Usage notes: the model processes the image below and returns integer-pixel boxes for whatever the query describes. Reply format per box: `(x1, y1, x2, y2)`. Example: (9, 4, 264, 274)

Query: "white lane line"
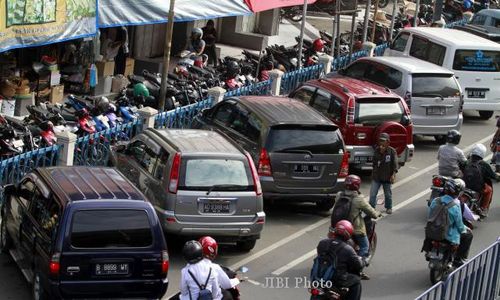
(247, 279, 262, 286)
(271, 249, 317, 276)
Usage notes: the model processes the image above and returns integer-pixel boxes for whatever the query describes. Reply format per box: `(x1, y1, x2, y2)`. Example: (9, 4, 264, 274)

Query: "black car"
(0, 167, 169, 300)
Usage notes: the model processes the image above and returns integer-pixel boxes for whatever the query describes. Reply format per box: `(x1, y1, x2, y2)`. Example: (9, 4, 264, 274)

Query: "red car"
(291, 76, 414, 170)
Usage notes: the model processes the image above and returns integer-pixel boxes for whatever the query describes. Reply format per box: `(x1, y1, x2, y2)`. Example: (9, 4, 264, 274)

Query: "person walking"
(490, 116, 500, 165)
(369, 133, 398, 214)
(202, 20, 218, 67)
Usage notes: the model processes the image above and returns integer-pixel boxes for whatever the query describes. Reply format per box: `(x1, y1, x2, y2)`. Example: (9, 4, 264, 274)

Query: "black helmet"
(227, 61, 240, 74)
(444, 179, 461, 196)
(446, 130, 461, 145)
(182, 240, 203, 264)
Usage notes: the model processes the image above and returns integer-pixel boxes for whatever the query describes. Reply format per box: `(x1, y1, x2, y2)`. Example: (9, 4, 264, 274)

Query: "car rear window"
(180, 159, 252, 191)
(266, 125, 343, 154)
(412, 74, 461, 98)
(453, 50, 500, 72)
(355, 99, 404, 125)
(71, 210, 153, 248)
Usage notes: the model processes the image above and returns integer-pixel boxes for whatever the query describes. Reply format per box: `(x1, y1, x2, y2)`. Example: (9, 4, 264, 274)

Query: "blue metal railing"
(0, 145, 60, 203)
(280, 64, 324, 95)
(224, 80, 272, 98)
(445, 18, 468, 29)
(155, 97, 214, 130)
(374, 43, 389, 57)
(332, 50, 369, 71)
(415, 237, 500, 300)
(73, 119, 142, 166)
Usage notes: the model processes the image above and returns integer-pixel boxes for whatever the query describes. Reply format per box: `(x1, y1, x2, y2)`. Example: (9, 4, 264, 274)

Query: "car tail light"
(257, 148, 272, 177)
(310, 288, 323, 295)
(257, 216, 265, 224)
(346, 99, 355, 124)
(166, 217, 176, 223)
(432, 177, 443, 187)
(339, 151, 349, 178)
(431, 241, 441, 248)
(245, 152, 262, 195)
(168, 153, 181, 193)
(49, 253, 61, 277)
(161, 250, 169, 275)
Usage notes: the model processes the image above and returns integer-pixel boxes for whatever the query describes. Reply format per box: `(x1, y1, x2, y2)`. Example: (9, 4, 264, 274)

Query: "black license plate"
(95, 263, 129, 276)
(203, 203, 230, 213)
(294, 164, 320, 173)
(426, 106, 445, 115)
(467, 89, 486, 98)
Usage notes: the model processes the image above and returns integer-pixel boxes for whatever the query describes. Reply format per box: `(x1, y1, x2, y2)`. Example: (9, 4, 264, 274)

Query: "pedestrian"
(202, 20, 218, 67)
(369, 133, 398, 214)
(490, 115, 500, 164)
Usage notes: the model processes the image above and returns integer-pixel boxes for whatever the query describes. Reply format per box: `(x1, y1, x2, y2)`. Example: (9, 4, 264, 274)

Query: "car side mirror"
(402, 115, 411, 126)
(115, 144, 127, 153)
(201, 108, 211, 118)
(1, 184, 17, 197)
(338, 68, 346, 75)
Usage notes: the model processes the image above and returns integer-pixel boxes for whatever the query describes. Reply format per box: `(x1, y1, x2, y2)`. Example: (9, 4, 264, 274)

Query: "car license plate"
(426, 106, 445, 115)
(467, 89, 486, 98)
(294, 164, 319, 173)
(355, 156, 372, 163)
(12, 139, 24, 148)
(203, 203, 230, 214)
(429, 251, 444, 260)
(95, 263, 129, 276)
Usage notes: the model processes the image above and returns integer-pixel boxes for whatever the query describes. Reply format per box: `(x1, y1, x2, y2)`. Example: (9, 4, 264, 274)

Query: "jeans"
(369, 180, 392, 209)
(352, 234, 369, 258)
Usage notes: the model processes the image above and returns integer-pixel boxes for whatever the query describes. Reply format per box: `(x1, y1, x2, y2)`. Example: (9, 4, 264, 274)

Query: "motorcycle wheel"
(430, 267, 446, 284)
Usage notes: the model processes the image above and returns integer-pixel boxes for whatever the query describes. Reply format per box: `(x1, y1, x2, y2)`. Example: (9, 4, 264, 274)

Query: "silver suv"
(337, 56, 463, 143)
(110, 129, 265, 251)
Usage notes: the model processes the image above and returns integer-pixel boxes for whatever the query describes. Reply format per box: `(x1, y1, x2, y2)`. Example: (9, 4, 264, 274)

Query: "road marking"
(247, 279, 262, 286)
(271, 249, 317, 276)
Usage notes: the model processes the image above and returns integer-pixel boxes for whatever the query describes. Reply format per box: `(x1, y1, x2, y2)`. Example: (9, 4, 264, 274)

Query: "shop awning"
(244, 0, 317, 12)
(98, 0, 253, 27)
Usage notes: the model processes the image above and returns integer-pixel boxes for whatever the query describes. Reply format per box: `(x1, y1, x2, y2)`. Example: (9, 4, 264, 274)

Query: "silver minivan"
(110, 129, 265, 251)
(337, 56, 463, 143)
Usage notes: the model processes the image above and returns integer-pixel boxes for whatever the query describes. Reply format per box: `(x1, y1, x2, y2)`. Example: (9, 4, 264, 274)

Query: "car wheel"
(434, 135, 447, 144)
(32, 272, 49, 300)
(316, 198, 334, 211)
(0, 215, 12, 253)
(478, 110, 494, 120)
(237, 239, 257, 252)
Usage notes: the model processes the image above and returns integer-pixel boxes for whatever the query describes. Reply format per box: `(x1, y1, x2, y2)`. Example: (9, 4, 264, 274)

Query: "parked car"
(335, 56, 463, 143)
(456, 9, 500, 42)
(192, 96, 348, 211)
(0, 167, 169, 300)
(109, 128, 265, 251)
(290, 76, 414, 170)
(385, 27, 500, 120)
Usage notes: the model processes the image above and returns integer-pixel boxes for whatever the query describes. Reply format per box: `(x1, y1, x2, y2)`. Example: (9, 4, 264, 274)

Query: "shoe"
(478, 208, 488, 219)
(386, 208, 393, 214)
(360, 272, 370, 280)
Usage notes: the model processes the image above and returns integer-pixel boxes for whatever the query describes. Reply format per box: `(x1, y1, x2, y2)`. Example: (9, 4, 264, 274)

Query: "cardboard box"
(96, 60, 115, 77)
(124, 58, 135, 76)
(50, 70, 61, 86)
(50, 85, 64, 104)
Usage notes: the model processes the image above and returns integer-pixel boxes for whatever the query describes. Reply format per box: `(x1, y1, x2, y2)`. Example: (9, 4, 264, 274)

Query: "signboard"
(0, 0, 97, 52)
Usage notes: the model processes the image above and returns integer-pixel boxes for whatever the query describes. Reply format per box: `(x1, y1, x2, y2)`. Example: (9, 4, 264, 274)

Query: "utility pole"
(297, 0, 309, 69)
(389, 0, 397, 41)
(433, 0, 444, 22)
(362, 0, 371, 42)
(371, 0, 380, 43)
(159, 0, 176, 112)
(413, 0, 420, 27)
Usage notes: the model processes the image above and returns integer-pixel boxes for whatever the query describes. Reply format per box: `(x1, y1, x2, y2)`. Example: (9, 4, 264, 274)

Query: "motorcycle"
(280, 6, 303, 22)
(427, 175, 453, 205)
(310, 286, 349, 300)
(426, 240, 458, 284)
(495, 138, 500, 173)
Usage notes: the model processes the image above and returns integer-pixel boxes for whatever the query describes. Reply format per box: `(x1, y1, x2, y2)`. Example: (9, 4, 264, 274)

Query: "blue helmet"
(463, 0, 473, 9)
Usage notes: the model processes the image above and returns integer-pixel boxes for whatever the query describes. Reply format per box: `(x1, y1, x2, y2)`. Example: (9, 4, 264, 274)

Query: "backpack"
(310, 239, 343, 283)
(463, 160, 484, 193)
(425, 198, 457, 241)
(331, 193, 353, 226)
(188, 268, 213, 300)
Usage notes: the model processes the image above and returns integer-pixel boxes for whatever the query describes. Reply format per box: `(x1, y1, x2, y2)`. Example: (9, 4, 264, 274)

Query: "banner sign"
(0, 0, 97, 52)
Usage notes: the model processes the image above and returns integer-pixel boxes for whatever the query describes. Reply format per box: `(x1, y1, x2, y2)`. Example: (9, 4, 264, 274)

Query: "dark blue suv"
(0, 167, 169, 299)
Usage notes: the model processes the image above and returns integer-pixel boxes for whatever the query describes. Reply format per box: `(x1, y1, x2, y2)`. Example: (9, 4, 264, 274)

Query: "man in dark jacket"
(369, 133, 398, 214)
(319, 220, 364, 300)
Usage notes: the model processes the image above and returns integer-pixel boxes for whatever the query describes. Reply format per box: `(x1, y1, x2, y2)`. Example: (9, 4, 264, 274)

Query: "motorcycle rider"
(450, 179, 474, 265)
(187, 28, 206, 56)
(490, 115, 500, 165)
(437, 130, 467, 178)
(463, 144, 500, 218)
(333, 175, 382, 279)
(177, 240, 222, 300)
(424, 179, 472, 267)
(320, 220, 364, 300)
(199, 236, 240, 300)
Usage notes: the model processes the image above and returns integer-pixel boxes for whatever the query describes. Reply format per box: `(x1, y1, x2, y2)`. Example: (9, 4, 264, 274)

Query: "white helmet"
(454, 178, 466, 192)
(471, 143, 487, 159)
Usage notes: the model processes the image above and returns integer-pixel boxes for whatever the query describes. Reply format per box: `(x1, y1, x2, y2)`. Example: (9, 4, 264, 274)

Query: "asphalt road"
(1, 111, 498, 300)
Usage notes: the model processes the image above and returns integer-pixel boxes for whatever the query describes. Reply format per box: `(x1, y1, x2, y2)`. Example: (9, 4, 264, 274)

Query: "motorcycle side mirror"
(239, 266, 249, 273)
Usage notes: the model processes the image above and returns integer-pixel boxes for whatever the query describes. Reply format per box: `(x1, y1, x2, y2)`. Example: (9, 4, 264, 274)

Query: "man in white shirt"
(179, 240, 222, 300)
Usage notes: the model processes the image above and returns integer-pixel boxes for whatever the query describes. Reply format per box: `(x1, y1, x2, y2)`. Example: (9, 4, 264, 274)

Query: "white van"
(385, 27, 500, 120)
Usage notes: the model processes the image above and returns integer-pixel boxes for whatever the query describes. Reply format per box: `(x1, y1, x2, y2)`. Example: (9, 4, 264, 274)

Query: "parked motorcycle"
(280, 6, 303, 22)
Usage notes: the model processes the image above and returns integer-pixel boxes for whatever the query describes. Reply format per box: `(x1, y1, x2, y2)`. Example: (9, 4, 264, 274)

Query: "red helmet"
(334, 220, 354, 241)
(313, 38, 325, 52)
(199, 236, 218, 260)
(345, 174, 361, 191)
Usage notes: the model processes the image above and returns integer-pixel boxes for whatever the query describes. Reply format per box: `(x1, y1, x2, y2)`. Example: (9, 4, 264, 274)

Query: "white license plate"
(467, 90, 486, 98)
(12, 139, 24, 148)
(95, 263, 129, 276)
(426, 107, 445, 115)
(203, 203, 230, 213)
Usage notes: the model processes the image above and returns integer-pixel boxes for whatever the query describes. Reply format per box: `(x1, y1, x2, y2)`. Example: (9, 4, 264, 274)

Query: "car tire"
(237, 239, 257, 252)
(316, 198, 334, 211)
(478, 110, 494, 120)
(0, 215, 12, 253)
(434, 135, 447, 144)
(32, 272, 49, 300)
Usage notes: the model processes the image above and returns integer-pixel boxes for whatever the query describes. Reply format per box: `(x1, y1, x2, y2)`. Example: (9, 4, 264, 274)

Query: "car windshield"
(266, 125, 343, 154)
(355, 99, 404, 125)
(180, 158, 252, 191)
(412, 74, 461, 98)
(453, 49, 500, 72)
(71, 210, 153, 248)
